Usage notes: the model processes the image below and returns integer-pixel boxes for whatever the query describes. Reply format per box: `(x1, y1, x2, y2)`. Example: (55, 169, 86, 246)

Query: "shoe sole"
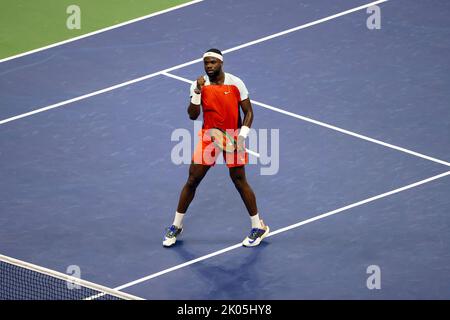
(163, 238, 176, 247)
(162, 228, 183, 247)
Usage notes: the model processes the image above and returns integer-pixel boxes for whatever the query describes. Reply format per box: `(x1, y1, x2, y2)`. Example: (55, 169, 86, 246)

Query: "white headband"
(202, 52, 223, 61)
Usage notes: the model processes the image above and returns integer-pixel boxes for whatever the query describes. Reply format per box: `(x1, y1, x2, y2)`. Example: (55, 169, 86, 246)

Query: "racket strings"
(209, 129, 236, 153)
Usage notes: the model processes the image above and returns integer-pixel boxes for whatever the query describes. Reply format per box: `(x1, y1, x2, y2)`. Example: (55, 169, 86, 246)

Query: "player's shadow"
(173, 240, 268, 299)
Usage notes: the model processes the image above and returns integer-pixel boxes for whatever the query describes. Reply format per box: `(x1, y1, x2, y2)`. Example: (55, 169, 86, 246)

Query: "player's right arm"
(187, 76, 205, 120)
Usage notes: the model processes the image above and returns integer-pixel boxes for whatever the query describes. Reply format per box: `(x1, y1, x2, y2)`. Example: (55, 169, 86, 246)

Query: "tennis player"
(163, 48, 269, 248)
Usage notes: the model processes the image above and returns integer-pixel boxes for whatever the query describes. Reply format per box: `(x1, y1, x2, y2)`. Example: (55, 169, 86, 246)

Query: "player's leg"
(229, 165, 258, 215)
(229, 165, 269, 247)
(177, 163, 211, 214)
(163, 163, 211, 247)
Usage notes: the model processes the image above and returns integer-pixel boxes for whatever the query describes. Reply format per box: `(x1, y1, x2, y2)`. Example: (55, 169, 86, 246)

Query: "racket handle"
(245, 148, 260, 158)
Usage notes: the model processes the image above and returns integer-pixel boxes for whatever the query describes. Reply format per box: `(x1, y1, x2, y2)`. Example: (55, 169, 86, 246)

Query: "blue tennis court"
(1, 0, 449, 300)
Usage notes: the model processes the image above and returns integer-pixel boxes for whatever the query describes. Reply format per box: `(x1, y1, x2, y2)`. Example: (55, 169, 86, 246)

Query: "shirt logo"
(224, 91, 231, 95)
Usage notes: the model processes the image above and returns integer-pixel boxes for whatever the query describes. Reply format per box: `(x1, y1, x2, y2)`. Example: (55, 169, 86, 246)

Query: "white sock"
(172, 211, 185, 228)
(250, 213, 263, 229)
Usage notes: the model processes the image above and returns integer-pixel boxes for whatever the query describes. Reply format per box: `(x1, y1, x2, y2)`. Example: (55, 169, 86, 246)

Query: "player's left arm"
(237, 98, 253, 152)
(239, 98, 253, 128)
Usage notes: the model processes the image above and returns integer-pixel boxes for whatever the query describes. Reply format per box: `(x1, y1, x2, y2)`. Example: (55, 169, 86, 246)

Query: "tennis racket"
(207, 127, 260, 158)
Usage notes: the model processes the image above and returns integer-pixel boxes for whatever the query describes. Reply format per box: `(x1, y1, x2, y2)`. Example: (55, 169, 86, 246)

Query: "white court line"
(0, 0, 388, 125)
(0, 70, 163, 125)
(0, 0, 204, 64)
(161, 72, 193, 84)
(250, 100, 450, 167)
(221, 0, 388, 55)
(162, 72, 450, 167)
(112, 170, 450, 292)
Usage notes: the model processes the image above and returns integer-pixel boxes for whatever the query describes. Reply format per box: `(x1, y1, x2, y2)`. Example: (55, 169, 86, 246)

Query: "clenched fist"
(196, 76, 206, 91)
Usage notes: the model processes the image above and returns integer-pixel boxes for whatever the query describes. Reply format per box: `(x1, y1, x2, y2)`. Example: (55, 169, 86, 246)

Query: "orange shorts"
(192, 129, 248, 168)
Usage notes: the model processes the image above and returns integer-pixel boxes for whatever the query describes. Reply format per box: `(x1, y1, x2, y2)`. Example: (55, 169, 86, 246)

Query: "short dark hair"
(205, 48, 222, 56)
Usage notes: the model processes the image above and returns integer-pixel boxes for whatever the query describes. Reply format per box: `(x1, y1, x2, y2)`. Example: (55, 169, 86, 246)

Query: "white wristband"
(239, 126, 250, 139)
(190, 92, 201, 105)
